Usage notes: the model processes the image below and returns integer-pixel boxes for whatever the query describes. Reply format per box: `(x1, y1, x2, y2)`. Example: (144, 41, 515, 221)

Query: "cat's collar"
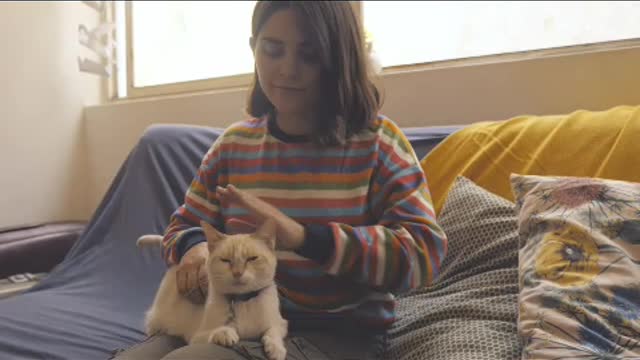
(224, 284, 271, 304)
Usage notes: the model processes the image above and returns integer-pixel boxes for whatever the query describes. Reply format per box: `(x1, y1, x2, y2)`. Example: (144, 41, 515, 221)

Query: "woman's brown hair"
(246, 1, 382, 146)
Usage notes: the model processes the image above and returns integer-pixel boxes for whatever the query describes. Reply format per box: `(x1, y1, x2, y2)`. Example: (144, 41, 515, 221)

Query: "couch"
(0, 105, 637, 359)
(389, 105, 640, 359)
(0, 222, 86, 279)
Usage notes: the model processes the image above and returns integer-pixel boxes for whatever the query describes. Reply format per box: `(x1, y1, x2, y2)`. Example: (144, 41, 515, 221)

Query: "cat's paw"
(208, 326, 239, 347)
(262, 335, 287, 360)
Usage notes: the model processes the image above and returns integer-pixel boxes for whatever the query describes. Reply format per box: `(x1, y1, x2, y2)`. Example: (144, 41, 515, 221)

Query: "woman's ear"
(249, 37, 256, 53)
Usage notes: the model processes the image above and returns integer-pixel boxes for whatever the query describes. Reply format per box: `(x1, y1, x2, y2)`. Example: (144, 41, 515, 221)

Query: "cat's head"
(200, 220, 277, 295)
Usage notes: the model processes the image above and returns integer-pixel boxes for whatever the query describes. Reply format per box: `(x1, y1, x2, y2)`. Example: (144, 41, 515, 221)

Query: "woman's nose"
(279, 52, 300, 79)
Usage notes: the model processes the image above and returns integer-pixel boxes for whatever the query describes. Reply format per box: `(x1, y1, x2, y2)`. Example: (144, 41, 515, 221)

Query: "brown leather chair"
(0, 222, 86, 278)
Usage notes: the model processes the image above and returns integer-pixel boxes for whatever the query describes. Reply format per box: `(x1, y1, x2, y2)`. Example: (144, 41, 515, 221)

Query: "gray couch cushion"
(386, 176, 521, 360)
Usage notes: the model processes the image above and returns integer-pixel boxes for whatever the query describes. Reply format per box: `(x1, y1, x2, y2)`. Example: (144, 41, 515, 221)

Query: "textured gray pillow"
(386, 176, 522, 360)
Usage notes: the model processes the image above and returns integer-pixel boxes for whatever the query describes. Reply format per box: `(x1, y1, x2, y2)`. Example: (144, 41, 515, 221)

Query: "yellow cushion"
(421, 105, 640, 215)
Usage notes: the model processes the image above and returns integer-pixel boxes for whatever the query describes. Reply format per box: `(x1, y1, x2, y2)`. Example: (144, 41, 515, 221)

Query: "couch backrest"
(421, 105, 640, 215)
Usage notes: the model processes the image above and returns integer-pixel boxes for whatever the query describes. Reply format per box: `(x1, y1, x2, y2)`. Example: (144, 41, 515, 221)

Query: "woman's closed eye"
(260, 38, 319, 64)
(246, 256, 259, 262)
(220, 258, 231, 264)
(260, 39, 284, 58)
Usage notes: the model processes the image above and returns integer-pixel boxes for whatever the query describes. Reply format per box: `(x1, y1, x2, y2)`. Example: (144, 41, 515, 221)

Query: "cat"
(142, 219, 288, 360)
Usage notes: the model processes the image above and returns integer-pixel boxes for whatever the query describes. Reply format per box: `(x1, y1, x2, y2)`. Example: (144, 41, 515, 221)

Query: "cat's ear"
(254, 219, 276, 250)
(201, 221, 225, 252)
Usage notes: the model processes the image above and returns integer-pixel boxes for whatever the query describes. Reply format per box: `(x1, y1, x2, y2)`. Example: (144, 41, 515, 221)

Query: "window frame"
(116, 1, 640, 100)
(120, 1, 361, 99)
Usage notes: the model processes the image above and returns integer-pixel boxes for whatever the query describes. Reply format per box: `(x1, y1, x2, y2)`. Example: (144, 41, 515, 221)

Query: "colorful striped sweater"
(162, 115, 447, 329)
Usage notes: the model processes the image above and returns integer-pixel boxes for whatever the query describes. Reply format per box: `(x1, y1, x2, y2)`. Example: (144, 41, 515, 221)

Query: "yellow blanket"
(421, 105, 640, 215)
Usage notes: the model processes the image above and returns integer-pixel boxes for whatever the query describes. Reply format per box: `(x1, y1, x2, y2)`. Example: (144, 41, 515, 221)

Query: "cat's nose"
(232, 270, 243, 278)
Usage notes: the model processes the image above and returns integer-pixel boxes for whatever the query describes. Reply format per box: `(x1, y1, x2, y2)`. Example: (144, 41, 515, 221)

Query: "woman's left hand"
(216, 184, 305, 251)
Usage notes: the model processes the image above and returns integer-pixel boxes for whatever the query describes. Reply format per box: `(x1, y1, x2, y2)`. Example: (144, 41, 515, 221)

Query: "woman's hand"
(216, 184, 305, 251)
(176, 242, 209, 304)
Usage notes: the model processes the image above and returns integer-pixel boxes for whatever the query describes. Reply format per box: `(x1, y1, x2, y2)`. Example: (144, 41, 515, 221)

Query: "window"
(117, 1, 640, 99)
(363, 1, 640, 68)
(118, 1, 256, 98)
(131, 1, 255, 87)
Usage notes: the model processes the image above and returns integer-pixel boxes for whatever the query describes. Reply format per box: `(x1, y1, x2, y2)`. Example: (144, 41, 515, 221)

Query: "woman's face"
(252, 9, 323, 117)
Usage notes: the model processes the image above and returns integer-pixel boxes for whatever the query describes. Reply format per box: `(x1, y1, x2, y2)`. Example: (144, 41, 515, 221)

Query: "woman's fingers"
(217, 185, 305, 249)
(197, 263, 209, 298)
(185, 266, 196, 296)
(217, 185, 269, 220)
(176, 243, 209, 303)
(215, 186, 229, 204)
(184, 264, 207, 304)
(176, 268, 187, 295)
(176, 263, 201, 297)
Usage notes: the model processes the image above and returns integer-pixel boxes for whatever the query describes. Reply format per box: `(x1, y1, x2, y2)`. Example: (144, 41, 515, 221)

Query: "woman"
(113, 1, 447, 359)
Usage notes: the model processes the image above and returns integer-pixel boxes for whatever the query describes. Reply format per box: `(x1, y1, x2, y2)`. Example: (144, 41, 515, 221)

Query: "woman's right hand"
(176, 242, 209, 304)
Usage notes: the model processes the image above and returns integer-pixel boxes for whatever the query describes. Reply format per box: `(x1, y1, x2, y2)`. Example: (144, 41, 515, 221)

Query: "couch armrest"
(0, 272, 47, 299)
(0, 222, 86, 278)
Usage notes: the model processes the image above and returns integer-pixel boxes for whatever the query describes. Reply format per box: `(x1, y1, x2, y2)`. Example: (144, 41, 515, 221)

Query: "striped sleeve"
(161, 138, 223, 266)
(322, 121, 448, 295)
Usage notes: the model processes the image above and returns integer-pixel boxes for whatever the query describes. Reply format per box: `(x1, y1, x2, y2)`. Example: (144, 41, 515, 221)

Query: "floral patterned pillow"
(511, 174, 640, 359)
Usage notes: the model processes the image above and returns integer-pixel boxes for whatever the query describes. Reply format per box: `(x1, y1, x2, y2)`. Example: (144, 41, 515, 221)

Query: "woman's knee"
(161, 342, 251, 360)
(109, 335, 185, 360)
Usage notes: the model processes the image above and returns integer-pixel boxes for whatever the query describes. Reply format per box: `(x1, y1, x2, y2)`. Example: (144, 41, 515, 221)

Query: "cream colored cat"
(142, 220, 288, 360)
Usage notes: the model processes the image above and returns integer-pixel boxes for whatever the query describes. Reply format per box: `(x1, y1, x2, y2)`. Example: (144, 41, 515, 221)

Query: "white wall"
(0, 2, 104, 228)
(84, 45, 640, 216)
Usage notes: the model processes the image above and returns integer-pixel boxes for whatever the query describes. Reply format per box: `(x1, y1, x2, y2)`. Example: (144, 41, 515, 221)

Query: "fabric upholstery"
(421, 105, 640, 215)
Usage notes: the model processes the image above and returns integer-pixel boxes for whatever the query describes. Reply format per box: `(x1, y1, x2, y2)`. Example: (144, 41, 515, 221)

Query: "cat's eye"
(220, 258, 231, 263)
(246, 256, 258, 262)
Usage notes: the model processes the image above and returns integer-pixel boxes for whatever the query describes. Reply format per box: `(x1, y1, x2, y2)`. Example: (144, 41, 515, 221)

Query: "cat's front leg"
(262, 320, 287, 360)
(208, 326, 239, 347)
(144, 310, 162, 337)
(189, 331, 208, 345)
